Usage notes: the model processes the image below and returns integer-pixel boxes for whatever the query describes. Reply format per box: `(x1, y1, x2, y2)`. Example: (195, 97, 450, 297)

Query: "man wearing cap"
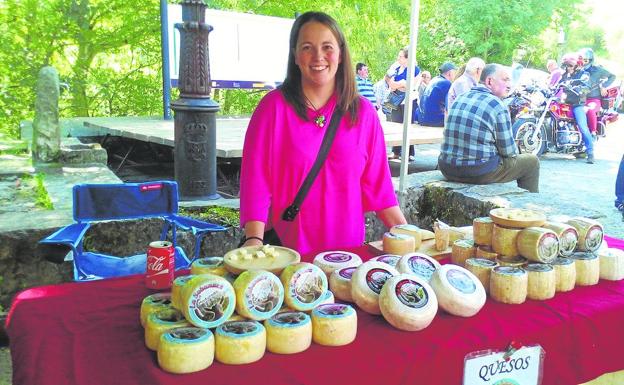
(447, 57, 485, 108)
(417, 61, 456, 127)
(438, 63, 540, 193)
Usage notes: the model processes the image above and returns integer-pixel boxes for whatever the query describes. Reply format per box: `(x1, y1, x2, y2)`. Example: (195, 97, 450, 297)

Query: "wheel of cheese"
(495, 255, 528, 268)
(571, 252, 600, 286)
(389, 224, 422, 251)
(215, 320, 266, 365)
(140, 292, 172, 327)
(224, 273, 238, 284)
(473, 217, 494, 246)
(191, 256, 227, 276)
(311, 303, 357, 346)
(542, 222, 578, 256)
(491, 224, 521, 257)
(232, 270, 284, 321)
(464, 258, 498, 293)
(551, 257, 576, 292)
(451, 239, 476, 266)
(598, 248, 624, 281)
(371, 254, 401, 268)
(396, 252, 441, 282)
(524, 263, 556, 300)
(489, 267, 528, 304)
(171, 275, 194, 310)
(429, 265, 486, 317)
(157, 327, 214, 373)
(319, 290, 335, 306)
(329, 266, 357, 302)
(517, 227, 559, 263)
(180, 274, 236, 329)
(351, 261, 399, 314)
(145, 308, 191, 351)
(313, 251, 362, 277)
(566, 217, 604, 252)
(280, 262, 328, 311)
(379, 274, 438, 331)
(476, 245, 498, 260)
(382, 232, 415, 255)
(264, 311, 312, 354)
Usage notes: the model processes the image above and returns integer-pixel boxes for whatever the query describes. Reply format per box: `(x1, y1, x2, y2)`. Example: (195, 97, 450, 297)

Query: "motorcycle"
(513, 82, 589, 156)
(591, 82, 621, 137)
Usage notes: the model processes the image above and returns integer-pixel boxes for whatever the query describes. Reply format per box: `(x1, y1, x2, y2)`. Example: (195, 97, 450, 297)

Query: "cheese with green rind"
(145, 308, 191, 351)
(215, 320, 266, 365)
(264, 311, 312, 354)
(191, 257, 227, 276)
(280, 262, 328, 311)
(157, 327, 214, 373)
(140, 292, 172, 327)
(171, 275, 194, 310)
(180, 274, 236, 329)
(351, 261, 399, 315)
(233, 270, 284, 320)
(311, 304, 357, 346)
(379, 274, 438, 331)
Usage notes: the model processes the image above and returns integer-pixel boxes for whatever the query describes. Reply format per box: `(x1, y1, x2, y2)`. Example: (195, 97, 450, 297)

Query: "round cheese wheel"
(180, 274, 236, 329)
(280, 262, 328, 311)
(451, 239, 476, 266)
(524, 263, 556, 300)
(140, 292, 172, 327)
(145, 308, 190, 351)
(319, 290, 335, 306)
(476, 245, 498, 260)
(329, 266, 356, 302)
(551, 257, 576, 292)
(473, 217, 494, 246)
(313, 251, 362, 277)
(491, 224, 521, 257)
(495, 255, 528, 268)
(379, 274, 438, 331)
(371, 254, 401, 267)
(598, 248, 624, 281)
(542, 222, 578, 256)
(429, 265, 486, 317)
(382, 232, 415, 255)
(566, 218, 604, 252)
(157, 327, 214, 374)
(171, 275, 194, 310)
(351, 261, 399, 314)
(224, 273, 238, 284)
(396, 252, 441, 282)
(311, 303, 357, 346)
(489, 267, 528, 304)
(191, 256, 227, 276)
(517, 227, 559, 263)
(233, 270, 284, 320)
(264, 311, 312, 354)
(389, 224, 423, 251)
(464, 258, 498, 293)
(215, 320, 266, 365)
(571, 252, 599, 286)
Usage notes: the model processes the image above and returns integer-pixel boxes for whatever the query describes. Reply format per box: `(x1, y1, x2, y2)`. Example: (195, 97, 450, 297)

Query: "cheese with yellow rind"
(517, 227, 559, 263)
(171, 275, 194, 310)
(311, 304, 357, 346)
(382, 232, 415, 256)
(451, 239, 476, 266)
(140, 292, 172, 327)
(215, 320, 266, 365)
(490, 266, 528, 304)
(566, 217, 604, 252)
(571, 252, 600, 286)
(233, 270, 284, 320)
(145, 308, 191, 351)
(465, 258, 498, 293)
(280, 263, 328, 311)
(542, 222, 578, 256)
(524, 263, 556, 300)
(157, 327, 214, 374)
(496, 255, 528, 268)
(396, 252, 441, 282)
(264, 311, 312, 354)
(473, 217, 494, 246)
(351, 261, 399, 314)
(313, 251, 362, 277)
(429, 264, 486, 317)
(551, 257, 576, 292)
(379, 274, 438, 331)
(191, 257, 227, 276)
(598, 248, 624, 281)
(389, 224, 422, 251)
(319, 290, 334, 306)
(492, 224, 521, 257)
(329, 266, 356, 302)
(475, 245, 498, 260)
(180, 274, 236, 329)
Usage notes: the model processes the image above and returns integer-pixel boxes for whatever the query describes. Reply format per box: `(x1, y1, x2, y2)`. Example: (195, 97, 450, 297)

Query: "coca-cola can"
(146, 241, 174, 289)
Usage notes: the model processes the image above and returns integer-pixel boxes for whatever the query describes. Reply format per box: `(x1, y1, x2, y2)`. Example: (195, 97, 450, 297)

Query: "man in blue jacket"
(418, 61, 456, 127)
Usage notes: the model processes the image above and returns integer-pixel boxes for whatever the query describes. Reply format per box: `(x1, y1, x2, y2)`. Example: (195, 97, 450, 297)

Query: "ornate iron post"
(171, 0, 220, 200)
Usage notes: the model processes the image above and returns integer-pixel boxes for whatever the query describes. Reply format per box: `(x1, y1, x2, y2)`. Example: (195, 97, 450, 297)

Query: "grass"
(14, 173, 54, 210)
(179, 206, 240, 227)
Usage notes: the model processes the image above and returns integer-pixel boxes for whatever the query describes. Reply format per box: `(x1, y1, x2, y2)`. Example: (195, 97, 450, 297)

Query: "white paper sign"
(463, 345, 544, 385)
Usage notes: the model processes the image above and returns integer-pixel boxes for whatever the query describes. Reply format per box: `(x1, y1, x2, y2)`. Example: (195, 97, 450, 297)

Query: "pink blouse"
(240, 90, 398, 256)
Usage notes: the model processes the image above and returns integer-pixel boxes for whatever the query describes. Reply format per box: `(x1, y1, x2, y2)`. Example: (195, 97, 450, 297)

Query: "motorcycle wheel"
(513, 118, 547, 156)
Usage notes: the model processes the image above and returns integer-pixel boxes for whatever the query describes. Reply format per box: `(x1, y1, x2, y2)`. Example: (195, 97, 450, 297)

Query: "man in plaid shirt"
(438, 63, 540, 192)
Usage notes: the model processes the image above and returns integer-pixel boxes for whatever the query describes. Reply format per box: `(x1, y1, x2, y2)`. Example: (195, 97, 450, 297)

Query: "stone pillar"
(171, 0, 220, 200)
(32, 66, 61, 162)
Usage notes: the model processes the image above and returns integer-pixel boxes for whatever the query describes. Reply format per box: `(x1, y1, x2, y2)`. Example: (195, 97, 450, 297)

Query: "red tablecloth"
(7, 236, 624, 385)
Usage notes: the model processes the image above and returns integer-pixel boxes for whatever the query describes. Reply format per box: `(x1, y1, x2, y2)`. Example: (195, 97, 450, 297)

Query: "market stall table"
(6, 237, 624, 385)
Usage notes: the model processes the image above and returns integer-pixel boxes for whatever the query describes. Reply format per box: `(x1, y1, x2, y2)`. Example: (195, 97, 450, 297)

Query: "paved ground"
(0, 347, 10, 385)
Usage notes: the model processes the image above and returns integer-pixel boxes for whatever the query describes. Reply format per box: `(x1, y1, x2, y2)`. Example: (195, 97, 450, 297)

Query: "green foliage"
(180, 206, 240, 228)
(18, 173, 54, 210)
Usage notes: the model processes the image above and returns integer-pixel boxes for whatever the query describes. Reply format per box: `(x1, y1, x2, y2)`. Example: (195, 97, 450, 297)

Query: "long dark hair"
(280, 11, 359, 125)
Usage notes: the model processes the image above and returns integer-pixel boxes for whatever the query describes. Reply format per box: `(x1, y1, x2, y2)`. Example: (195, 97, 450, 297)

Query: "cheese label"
(270, 311, 309, 326)
(195, 256, 224, 268)
(219, 320, 263, 338)
(584, 227, 603, 250)
(407, 255, 437, 281)
(446, 269, 477, 294)
(365, 268, 394, 294)
(164, 327, 211, 344)
(395, 278, 429, 308)
(315, 303, 352, 317)
(244, 275, 282, 314)
(290, 268, 324, 304)
(376, 255, 401, 267)
(323, 252, 354, 263)
(524, 263, 553, 272)
(538, 233, 559, 260)
(338, 266, 356, 279)
(146, 292, 172, 306)
(558, 229, 578, 255)
(189, 283, 231, 323)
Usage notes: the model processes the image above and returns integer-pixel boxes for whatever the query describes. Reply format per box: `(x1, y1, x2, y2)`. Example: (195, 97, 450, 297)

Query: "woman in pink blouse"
(239, 11, 407, 256)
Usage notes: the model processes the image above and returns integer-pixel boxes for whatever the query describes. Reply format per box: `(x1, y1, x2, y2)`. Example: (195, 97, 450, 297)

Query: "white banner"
(463, 345, 544, 385)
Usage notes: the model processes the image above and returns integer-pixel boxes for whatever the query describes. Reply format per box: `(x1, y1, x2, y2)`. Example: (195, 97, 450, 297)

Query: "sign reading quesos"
(463, 345, 544, 385)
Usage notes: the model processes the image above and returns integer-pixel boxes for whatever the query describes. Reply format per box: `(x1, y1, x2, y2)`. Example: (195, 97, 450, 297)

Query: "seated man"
(437, 63, 540, 193)
(417, 61, 456, 127)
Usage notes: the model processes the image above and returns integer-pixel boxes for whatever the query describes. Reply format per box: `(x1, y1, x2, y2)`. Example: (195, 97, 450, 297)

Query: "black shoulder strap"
(282, 109, 344, 222)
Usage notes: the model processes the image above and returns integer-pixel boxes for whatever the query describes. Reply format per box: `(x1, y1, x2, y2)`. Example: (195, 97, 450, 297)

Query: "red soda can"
(146, 241, 175, 289)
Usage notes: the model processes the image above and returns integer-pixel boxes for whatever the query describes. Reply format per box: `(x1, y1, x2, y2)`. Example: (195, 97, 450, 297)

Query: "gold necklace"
(304, 95, 326, 128)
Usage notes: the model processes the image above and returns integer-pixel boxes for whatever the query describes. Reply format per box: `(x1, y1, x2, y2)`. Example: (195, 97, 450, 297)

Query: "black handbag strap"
(282, 109, 344, 221)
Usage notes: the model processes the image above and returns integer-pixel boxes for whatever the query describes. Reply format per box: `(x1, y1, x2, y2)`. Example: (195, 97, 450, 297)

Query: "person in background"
(418, 61, 456, 127)
(546, 59, 563, 87)
(579, 48, 616, 138)
(356, 62, 377, 109)
(616, 154, 624, 219)
(438, 64, 540, 192)
(239, 11, 407, 255)
(413, 70, 431, 123)
(373, 78, 389, 112)
(447, 57, 485, 108)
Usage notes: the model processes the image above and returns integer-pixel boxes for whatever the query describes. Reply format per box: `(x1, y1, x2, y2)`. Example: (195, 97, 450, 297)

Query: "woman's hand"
(242, 237, 263, 247)
(241, 220, 266, 247)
